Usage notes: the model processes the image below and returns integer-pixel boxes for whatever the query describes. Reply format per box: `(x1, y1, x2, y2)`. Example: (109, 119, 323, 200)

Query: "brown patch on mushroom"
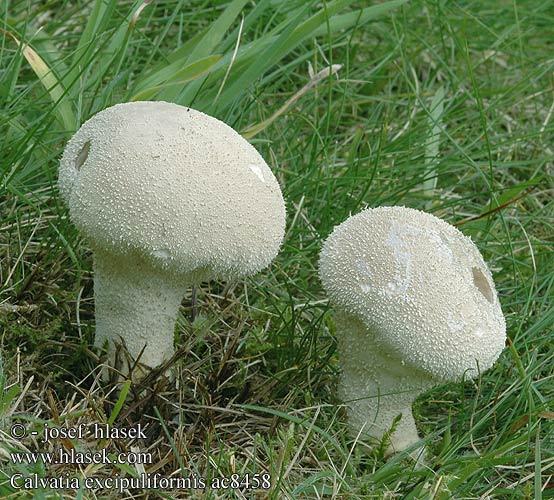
(472, 266, 494, 303)
(74, 140, 90, 171)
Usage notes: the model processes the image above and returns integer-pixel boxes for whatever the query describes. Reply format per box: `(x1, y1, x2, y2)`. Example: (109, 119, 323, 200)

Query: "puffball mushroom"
(319, 206, 506, 454)
(59, 101, 285, 379)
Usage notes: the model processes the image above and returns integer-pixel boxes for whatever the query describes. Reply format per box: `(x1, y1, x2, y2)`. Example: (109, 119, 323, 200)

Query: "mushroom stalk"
(336, 312, 434, 454)
(93, 252, 186, 375)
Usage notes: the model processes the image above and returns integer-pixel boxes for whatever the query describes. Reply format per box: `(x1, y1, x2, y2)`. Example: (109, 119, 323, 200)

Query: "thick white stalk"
(93, 251, 187, 378)
(336, 312, 435, 454)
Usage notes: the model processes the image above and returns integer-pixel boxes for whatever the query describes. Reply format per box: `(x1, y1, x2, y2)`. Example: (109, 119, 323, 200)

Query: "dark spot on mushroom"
(472, 266, 493, 303)
(75, 140, 91, 171)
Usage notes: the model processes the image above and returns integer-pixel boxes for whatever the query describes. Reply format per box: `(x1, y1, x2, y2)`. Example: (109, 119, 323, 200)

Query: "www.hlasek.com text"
(10, 447, 151, 465)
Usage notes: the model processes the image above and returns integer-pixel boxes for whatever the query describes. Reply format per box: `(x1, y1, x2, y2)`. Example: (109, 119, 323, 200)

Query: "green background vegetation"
(1, 0, 553, 498)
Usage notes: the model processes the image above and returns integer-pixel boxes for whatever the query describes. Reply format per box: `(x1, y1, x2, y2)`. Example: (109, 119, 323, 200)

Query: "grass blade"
(423, 86, 445, 208)
(206, 0, 406, 112)
(242, 64, 342, 138)
(2, 30, 75, 131)
(130, 55, 222, 101)
(237, 403, 348, 462)
(183, 0, 250, 66)
(70, 0, 117, 71)
(312, 0, 409, 37)
(107, 380, 131, 425)
(535, 421, 542, 500)
(132, 29, 208, 90)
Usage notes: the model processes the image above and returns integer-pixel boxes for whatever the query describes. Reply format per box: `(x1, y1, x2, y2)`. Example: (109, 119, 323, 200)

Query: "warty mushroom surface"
(319, 206, 506, 454)
(59, 101, 286, 379)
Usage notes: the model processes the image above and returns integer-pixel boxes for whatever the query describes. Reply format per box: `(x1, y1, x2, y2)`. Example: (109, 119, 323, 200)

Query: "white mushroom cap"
(319, 206, 506, 382)
(59, 101, 286, 282)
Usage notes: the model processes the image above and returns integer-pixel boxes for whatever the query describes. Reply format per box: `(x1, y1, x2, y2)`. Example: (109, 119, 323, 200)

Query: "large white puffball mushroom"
(319, 206, 506, 454)
(59, 101, 286, 378)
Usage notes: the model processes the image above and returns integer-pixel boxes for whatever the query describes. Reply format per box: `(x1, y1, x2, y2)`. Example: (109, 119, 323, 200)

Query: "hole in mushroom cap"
(75, 141, 91, 171)
(472, 266, 494, 303)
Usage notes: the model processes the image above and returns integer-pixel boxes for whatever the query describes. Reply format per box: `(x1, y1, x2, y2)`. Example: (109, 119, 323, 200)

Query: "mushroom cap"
(59, 101, 286, 282)
(319, 206, 506, 381)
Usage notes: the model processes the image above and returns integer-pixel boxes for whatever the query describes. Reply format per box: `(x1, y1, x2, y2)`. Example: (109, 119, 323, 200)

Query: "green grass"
(1, 0, 553, 498)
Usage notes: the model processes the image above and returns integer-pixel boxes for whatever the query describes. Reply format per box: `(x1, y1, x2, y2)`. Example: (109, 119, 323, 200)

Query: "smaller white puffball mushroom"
(319, 206, 506, 455)
(59, 101, 286, 380)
